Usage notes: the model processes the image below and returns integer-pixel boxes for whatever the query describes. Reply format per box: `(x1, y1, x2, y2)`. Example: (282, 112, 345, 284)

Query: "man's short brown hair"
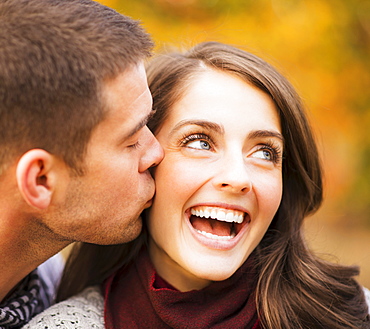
(0, 0, 153, 174)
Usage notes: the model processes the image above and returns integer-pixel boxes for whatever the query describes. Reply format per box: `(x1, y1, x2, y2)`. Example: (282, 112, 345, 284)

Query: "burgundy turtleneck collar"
(104, 248, 260, 329)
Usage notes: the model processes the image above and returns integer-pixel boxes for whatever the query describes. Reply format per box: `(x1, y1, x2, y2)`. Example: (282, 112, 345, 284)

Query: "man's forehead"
(99, 62, 152, 132)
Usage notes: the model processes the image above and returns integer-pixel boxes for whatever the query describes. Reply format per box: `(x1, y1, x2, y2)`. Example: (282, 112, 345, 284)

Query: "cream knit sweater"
(23, 286, 104, 328)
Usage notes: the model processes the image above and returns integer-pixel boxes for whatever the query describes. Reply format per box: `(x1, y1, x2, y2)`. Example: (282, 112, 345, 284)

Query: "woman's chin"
(186, 260, 243, 283)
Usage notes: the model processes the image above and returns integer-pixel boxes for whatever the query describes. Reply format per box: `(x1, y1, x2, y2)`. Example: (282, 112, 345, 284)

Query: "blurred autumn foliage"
(99, 0, 370, 283)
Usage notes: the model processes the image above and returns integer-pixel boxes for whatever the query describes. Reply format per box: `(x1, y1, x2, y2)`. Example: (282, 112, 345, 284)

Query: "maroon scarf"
(104, 248, 260, 329)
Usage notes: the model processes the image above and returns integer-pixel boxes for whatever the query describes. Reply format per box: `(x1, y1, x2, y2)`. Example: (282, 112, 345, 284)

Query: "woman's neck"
(148, 237, 211, 292)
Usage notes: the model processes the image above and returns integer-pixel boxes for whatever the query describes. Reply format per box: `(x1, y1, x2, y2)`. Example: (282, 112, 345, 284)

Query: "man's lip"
(144, 176, 156, 208)
(144, 195, 154, 208)
(144, 198, 153, 208)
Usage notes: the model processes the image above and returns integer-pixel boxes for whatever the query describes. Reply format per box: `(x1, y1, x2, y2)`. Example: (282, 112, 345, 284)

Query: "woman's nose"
(212, 153, 252, 194)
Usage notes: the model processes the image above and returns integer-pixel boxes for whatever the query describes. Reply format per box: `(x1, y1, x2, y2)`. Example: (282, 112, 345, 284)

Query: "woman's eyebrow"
(169, 120, 284, 144)
(170, 119, 224, 135)
(248, 130, 284, 144)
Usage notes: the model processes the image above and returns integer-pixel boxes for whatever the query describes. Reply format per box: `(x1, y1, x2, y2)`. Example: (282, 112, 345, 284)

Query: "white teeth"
(226, 212, 234, 221)
(190, 206, 245, 224)
(218, 211, 225, 220)
(196, 229, 236, 240)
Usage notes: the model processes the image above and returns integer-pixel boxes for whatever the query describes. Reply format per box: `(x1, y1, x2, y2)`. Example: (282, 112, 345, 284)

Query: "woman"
(24, 42, 370, 329)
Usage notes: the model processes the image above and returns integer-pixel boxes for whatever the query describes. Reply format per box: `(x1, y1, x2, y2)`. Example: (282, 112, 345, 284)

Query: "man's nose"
(139, 127, 164, 172)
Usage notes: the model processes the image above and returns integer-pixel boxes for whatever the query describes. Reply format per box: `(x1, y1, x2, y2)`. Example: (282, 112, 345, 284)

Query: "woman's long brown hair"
(58, 42, 369, 328)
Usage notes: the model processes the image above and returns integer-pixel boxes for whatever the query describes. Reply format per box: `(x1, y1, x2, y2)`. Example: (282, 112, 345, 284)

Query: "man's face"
(48, 63, 163, 244)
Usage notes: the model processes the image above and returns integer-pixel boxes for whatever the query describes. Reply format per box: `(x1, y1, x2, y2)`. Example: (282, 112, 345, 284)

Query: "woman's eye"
(181, 133, 213, 150)
(252, 149, 273, 161)
(186, 140, 211, 150)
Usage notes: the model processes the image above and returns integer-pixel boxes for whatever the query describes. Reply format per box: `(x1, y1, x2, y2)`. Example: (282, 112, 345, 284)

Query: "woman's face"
(147, 69, 283, 292)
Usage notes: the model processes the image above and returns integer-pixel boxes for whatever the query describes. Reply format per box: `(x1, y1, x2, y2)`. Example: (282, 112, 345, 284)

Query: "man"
(0, 0, 163, 326)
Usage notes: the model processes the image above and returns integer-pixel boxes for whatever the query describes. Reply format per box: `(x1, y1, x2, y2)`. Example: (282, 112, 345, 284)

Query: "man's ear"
(16, 149, 57, 209)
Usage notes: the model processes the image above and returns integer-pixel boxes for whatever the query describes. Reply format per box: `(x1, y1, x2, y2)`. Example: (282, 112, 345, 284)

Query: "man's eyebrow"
(124, 111, 155, 140)
(170, 119, 224, 136)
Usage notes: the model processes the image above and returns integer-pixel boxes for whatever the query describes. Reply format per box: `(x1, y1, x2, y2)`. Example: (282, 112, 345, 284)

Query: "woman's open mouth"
(188, 205, 250, 242)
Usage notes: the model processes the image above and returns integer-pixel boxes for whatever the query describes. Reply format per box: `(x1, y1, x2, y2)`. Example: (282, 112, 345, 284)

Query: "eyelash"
(180, 133, 212, 148)
(128, 141, 141, 149)
(255, 141, 282, 164)
(179, 133, 282, 163)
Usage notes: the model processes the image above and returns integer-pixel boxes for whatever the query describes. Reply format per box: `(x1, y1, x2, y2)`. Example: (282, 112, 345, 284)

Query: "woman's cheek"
(157, 155, 211, 193)
(256, 174, 283, 216)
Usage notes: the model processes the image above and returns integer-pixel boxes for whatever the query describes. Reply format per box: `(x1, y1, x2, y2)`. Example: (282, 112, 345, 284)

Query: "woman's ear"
(16, 149, 56, 209)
